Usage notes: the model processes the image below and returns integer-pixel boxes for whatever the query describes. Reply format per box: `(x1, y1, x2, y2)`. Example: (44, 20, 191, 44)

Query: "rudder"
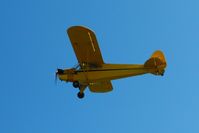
(144, 50, 167, 75)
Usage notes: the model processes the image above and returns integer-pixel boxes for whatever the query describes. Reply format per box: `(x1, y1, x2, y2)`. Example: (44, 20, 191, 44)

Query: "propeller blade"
(55, 70, 58, 85)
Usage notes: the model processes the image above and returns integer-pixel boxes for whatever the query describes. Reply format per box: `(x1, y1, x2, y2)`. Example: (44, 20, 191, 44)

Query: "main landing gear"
(72, 81, 86, 99)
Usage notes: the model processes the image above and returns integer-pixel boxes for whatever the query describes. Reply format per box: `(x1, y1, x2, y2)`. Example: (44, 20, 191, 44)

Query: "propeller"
(55, 70, 58, 84)
(55, 69, 64, 84)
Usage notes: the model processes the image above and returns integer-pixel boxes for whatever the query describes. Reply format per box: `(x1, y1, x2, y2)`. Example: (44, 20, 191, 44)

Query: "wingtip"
(67, 25, 94, 34)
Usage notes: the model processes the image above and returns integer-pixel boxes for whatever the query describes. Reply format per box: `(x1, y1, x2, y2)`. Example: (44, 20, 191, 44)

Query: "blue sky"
(0, 0, 199, 133)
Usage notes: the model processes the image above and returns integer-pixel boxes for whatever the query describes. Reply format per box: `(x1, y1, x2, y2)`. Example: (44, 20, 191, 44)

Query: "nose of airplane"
(57, 69, 64, 74)
(55, 69, 65, 83)
(55, 69, 70, 81)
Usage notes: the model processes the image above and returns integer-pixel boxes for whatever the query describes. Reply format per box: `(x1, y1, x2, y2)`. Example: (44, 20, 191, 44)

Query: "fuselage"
(58, 63, 162, 85)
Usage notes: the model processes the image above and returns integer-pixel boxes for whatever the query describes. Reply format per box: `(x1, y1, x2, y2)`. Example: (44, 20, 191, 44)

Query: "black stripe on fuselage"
(76, 67, 151, 73)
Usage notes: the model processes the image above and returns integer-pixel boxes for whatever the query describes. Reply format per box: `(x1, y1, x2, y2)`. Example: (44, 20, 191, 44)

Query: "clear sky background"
(0, 0, 199, 133)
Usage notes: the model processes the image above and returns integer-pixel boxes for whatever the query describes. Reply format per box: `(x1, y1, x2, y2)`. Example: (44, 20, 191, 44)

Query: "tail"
(144, 50, 167, 76)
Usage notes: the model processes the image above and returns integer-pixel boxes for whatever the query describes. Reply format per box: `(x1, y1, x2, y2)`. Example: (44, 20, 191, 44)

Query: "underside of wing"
(67, 26, 104, 67)
(89, 81, 113, 93)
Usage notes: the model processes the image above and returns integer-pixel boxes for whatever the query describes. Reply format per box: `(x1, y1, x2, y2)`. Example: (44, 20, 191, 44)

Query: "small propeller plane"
(56, 26, 167, 99)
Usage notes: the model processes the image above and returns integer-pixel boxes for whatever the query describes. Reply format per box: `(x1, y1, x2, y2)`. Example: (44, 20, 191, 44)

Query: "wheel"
(73, 81, 79, 88)
(77, 92, 84, 99)
(161, 70, 165, 76)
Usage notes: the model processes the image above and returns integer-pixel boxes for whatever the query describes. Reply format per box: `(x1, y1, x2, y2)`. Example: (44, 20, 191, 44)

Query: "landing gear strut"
(77, 85, 87, 99)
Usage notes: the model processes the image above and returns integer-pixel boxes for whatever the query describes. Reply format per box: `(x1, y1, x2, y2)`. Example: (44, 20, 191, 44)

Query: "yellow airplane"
(56, 26, 167, 99)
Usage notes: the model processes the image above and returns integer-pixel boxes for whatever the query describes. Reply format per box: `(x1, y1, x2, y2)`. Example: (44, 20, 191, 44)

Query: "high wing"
(67, 26, 104, 67)
(89, 81, 113, 93)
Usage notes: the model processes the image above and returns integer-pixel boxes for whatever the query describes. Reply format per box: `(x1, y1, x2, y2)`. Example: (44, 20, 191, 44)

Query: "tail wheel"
(73, 81, 80, 88)
(160, 69, 165, 76)
(77, 92, 84, 99)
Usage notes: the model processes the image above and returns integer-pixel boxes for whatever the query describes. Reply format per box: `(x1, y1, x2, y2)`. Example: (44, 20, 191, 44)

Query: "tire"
(77, 92, 84, 99)
(73, 81, 79, 88)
